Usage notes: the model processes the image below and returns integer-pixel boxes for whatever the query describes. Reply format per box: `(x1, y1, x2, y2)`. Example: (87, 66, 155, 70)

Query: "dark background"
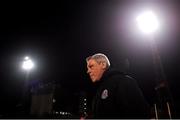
(0, 0, 180, 118)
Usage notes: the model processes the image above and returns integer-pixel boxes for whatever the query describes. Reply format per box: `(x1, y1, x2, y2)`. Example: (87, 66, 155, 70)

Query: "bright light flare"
(22, 56, 34, 70)
(136, 11, 159, 34)
(24, 56, 29, 60)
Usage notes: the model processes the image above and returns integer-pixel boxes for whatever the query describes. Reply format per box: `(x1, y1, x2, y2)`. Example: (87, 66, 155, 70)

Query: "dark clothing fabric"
(92, 68, 150, 119)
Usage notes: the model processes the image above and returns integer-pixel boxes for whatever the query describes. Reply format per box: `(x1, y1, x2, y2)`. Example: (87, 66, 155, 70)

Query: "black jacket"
(92, 68, 150, 119)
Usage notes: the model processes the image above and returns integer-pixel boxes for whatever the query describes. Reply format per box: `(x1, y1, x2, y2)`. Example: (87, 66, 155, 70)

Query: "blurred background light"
(22, 56, 34, 71)
(136, 10, 159, 35)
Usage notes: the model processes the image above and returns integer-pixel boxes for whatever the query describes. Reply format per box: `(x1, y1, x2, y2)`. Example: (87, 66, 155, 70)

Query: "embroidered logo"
(101, 89, 108, 99)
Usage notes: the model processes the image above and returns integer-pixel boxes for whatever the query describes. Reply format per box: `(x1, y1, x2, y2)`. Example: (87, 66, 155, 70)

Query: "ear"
(101, 62, 107, 69)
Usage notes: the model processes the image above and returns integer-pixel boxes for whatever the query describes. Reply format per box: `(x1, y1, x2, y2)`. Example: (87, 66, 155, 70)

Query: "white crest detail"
(101, 89, 108, 99)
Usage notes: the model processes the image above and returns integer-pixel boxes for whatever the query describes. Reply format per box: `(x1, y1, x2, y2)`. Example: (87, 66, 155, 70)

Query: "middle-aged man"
(86, 53, 150, 119)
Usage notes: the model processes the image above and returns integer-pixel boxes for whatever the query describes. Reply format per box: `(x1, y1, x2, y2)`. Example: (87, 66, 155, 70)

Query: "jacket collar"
(98, 67, 125, 84)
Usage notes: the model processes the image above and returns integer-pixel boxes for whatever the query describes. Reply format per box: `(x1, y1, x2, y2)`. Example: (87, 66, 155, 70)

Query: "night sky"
(0, 0, 180, 118)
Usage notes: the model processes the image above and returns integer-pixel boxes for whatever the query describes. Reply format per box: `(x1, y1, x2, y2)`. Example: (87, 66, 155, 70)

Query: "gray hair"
(86, 53, 111, 69)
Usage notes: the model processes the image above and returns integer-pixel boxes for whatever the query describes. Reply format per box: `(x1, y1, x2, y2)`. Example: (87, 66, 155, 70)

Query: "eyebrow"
(88, 64, 93, 67)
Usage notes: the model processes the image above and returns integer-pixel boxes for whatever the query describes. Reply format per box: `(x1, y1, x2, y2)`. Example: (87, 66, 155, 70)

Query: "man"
(86, 53, 150, 118)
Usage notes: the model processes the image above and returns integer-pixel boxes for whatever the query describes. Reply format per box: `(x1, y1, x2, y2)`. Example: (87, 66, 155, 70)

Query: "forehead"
(87, 59, 98, 65)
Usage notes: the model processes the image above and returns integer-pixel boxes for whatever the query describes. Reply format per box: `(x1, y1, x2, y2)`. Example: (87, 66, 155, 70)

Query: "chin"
(91, 79, 97, 83)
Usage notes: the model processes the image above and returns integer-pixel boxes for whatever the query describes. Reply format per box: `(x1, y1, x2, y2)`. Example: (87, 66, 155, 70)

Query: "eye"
(89, 65, 93, 68)
(88, 64, 94, 69)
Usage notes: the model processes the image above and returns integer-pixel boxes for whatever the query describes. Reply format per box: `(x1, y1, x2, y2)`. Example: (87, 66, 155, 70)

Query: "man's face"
(87, 59, 106, 83)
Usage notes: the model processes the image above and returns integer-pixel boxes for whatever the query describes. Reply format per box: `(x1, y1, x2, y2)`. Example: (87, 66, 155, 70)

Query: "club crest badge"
(101, 89, 108, 99)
